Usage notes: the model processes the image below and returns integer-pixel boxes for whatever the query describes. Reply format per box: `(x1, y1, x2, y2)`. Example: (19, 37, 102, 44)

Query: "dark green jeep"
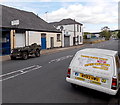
(10, 43, 41, 60)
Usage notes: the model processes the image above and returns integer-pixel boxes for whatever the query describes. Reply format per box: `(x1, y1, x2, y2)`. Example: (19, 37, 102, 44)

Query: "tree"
(83, 32, 91, 39)
(117, 30, 120, 39)
(100, 26, 111, 40)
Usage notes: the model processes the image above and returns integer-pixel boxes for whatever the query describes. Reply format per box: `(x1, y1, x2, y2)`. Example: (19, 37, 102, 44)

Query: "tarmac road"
(2, 39, 120, 104)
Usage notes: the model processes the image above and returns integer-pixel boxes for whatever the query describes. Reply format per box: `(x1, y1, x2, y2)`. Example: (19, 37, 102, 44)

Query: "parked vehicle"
(66, 48, 120, 95)
(10, 43, 41, 60)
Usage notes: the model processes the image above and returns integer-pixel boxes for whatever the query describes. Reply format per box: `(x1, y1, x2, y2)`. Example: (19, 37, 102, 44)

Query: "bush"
(117, 30, 120, 39)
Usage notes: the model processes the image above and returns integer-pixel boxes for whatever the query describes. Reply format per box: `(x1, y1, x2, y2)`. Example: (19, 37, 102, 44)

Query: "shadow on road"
(70, 85, 120, 104)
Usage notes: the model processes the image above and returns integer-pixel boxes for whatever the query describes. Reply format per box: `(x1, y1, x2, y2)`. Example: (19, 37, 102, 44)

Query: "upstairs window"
(77, 24, 79, 32)
(80, 26, 81, 32)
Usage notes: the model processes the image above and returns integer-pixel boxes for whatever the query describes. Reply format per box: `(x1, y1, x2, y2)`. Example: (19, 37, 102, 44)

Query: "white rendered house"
(50, 18, 83, 47)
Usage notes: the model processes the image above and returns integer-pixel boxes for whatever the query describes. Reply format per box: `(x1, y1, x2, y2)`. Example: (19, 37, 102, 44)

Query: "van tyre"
(71, 83, 78, 88)
(22, 52, 28, 60)
(35, 50, 40, 57)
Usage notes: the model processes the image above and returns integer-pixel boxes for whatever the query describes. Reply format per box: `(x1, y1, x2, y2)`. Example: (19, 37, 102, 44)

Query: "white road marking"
(0, 65, 36, 77)
(0, 65, 42, 81)
(49, 55, 73, 64)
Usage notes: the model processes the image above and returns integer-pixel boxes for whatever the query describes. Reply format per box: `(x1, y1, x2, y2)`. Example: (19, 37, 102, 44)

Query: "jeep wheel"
(35, 50, 40, 57)
(22, 52, 28, 60)
(11, 56, 16, 60)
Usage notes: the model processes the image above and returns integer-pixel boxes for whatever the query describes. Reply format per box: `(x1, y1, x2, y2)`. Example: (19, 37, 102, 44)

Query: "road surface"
(2, 39, 120, 104)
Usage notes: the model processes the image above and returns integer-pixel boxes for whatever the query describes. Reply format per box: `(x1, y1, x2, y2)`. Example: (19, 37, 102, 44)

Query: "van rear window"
(77, 54, 113, 71)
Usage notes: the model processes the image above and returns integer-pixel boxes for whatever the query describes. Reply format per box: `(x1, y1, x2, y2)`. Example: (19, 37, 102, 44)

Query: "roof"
(0, 5, 60, 33)
(79, 48, 117, 56)
(49, 18, 83, 27)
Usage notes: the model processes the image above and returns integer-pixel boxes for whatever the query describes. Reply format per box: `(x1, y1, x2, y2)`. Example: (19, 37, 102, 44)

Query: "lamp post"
(45, 11, 48, 22)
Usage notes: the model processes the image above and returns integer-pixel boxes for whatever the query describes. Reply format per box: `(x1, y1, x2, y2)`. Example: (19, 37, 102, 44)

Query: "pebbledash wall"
(10, 30, 62, 50)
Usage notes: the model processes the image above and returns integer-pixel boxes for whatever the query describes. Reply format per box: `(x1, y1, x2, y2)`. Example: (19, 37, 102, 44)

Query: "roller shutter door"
(15, 33, 25, 47)
(64, 36, 70, 47)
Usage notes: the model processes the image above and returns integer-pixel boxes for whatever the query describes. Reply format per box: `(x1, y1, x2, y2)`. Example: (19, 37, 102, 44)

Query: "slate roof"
(0, 5, 60, 33)
(49, 18, 83, 27)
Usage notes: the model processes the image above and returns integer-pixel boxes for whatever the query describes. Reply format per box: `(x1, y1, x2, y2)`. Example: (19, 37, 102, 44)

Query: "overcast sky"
(0, 0, 119, 32)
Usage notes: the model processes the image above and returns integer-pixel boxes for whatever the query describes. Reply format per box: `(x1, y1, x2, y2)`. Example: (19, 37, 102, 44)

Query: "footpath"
(0, 45, 84, 61)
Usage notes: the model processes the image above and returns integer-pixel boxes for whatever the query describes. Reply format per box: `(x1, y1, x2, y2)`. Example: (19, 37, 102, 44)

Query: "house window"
(77, 24, 79, 32)
(80, 26, 81, 32)
(80, 36, 82, 42)
(57, 34, 60, 42)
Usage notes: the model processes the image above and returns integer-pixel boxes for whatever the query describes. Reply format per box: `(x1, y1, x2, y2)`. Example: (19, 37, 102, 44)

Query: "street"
(2, 39, 120, 104)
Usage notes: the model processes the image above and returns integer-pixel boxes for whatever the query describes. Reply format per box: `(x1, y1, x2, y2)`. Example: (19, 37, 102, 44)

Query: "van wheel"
(22, 52, 28, 60)
(71, 83, 78, 88)
(35, 50, 40, 57)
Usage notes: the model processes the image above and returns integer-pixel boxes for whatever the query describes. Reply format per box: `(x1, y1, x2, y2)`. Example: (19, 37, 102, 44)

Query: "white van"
(66, 48, 120, 95)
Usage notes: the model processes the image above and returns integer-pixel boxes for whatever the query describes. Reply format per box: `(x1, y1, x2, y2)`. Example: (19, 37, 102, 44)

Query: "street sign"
(11, 20, 19, 26)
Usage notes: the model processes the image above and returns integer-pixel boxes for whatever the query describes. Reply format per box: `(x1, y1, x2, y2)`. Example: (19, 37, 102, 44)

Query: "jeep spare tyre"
(22, 52, 28, 60)
(35, 50, 40, 57)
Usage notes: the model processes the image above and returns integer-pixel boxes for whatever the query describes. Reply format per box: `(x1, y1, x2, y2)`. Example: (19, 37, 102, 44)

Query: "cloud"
(0, 0, 118, 32)
(40, 1, 117, 26)
(0, 0, 119, 2)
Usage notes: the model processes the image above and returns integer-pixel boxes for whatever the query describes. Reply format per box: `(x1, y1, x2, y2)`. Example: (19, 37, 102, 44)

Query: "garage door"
(15, 33, 25, 47)
(64, 36, 70, 47)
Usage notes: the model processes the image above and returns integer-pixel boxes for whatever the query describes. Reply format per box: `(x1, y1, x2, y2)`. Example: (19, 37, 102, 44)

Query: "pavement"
(0, 44, 84, 61)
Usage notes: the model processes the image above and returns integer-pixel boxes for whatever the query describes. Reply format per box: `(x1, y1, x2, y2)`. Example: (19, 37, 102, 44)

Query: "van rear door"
(70, 52, 114, 89)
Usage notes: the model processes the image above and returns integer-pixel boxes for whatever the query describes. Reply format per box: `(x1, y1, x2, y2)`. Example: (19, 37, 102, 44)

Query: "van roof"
(79, 48, 117, 56)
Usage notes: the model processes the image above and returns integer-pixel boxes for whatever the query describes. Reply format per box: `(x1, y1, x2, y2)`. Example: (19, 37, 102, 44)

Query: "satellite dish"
(60, 26, 64, 31)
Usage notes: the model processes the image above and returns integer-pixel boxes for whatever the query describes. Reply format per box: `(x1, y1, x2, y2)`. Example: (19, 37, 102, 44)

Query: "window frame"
(57, 34, 61, 42)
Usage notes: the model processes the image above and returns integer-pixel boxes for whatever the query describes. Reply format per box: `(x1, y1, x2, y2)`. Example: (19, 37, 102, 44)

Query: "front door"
(41, 33, 46, 49)
(1, 30, 11, 55)
(50, 37, 54, 48)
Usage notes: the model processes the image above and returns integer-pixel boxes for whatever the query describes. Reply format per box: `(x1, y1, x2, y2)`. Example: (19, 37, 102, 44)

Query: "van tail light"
(111, 78, 118, 90)
(67, 68, 71, 78)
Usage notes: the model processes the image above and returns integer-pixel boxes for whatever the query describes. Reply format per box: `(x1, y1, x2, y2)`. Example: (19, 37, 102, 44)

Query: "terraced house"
(0, 5, 62, 55)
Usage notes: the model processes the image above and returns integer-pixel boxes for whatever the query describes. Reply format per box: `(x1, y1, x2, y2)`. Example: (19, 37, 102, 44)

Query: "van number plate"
(80, 73, 100, 82)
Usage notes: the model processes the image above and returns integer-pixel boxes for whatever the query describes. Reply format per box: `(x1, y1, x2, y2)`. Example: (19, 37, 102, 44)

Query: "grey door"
(50, 37, 54, 48)
(64, 36, 70, 47)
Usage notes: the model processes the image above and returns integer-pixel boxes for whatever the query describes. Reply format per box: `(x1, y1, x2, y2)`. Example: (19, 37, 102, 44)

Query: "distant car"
(10, 43, 41, 60)
(113, 38, 118, 40)
(66, 48, 120, 95)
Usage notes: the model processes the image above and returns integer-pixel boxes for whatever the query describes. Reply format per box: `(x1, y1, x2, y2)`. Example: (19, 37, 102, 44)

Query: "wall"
(57, 24, 83, 47)
(10, 30, 61, 49)
(27, 31, 62, 49)
(46, 32, 62, 48)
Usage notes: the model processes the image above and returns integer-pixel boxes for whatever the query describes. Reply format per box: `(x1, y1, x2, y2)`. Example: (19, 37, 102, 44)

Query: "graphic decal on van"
(81, 55, 108, 61)
(79, 55, 111, 70)
(84, 63, 110, 67)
